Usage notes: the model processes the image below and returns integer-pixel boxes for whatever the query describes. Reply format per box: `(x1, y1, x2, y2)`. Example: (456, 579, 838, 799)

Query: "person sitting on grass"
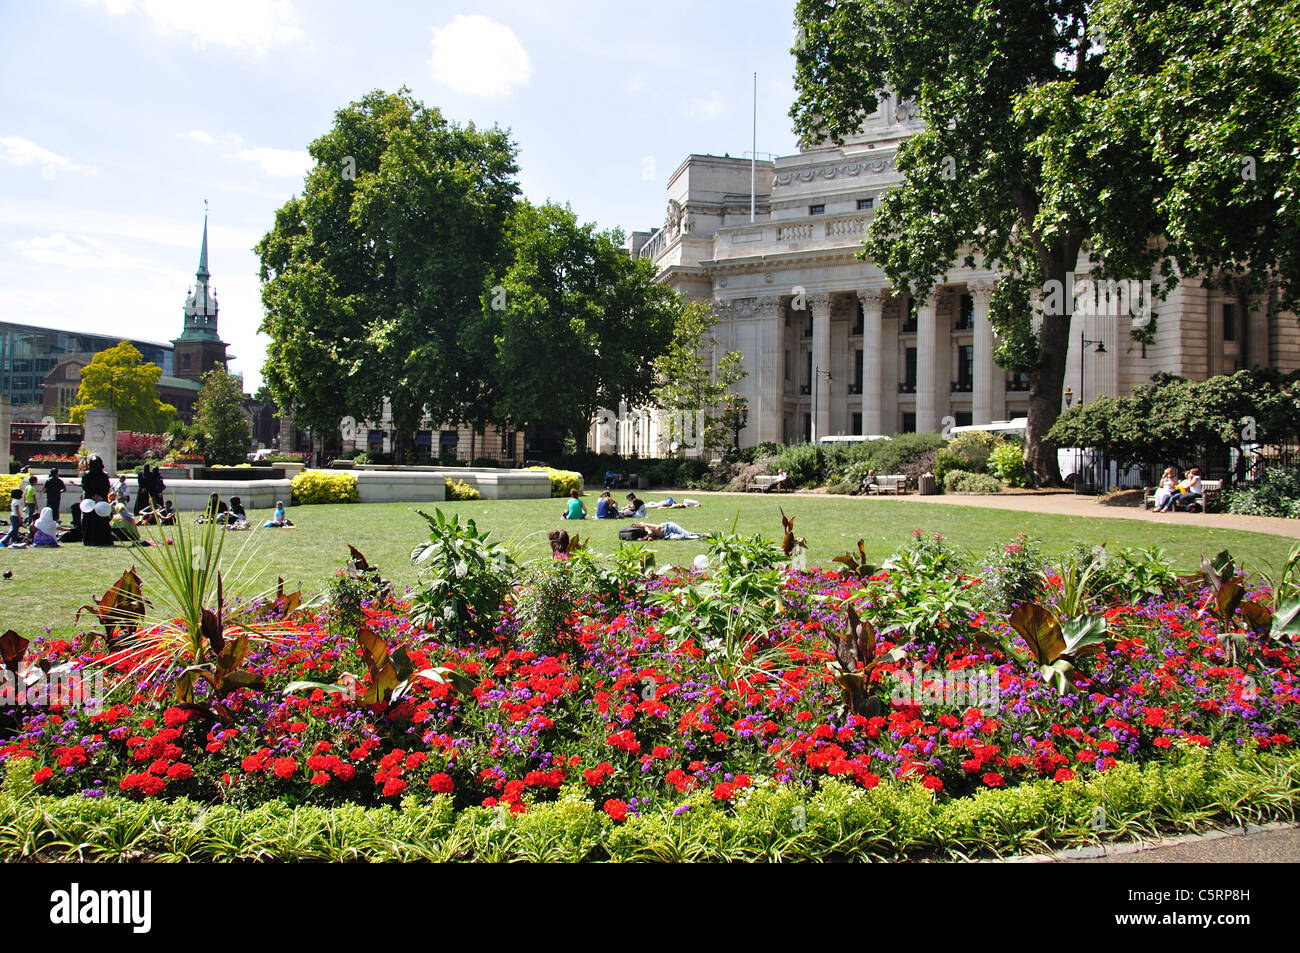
(561, 488, 586, 520)
(622, 493, 646, 518)
(595, 490, 621, 519)
(226, 496, 250, 530)
(631, 520, 707, 540)
(262, 500, 293, 528)
(32, 507, 60, 547)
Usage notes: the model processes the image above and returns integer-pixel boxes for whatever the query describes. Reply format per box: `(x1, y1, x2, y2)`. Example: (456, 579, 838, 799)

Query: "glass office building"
(0, 320, 173, 410)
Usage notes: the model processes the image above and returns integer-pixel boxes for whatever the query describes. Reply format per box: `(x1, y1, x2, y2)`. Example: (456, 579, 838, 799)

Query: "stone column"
(858, 288, 887, 434)
(84, 407, 117, 474)
(915, 291, 938, 434)
(1247, 296, 1271, 369)
(0, 396, 10, 471)
(970, 280, 996, 424)
(809, 292, 832, 441)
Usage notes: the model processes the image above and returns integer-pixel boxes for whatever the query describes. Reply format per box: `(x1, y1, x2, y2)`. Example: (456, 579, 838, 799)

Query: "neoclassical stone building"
(611, 93, 1298, 453)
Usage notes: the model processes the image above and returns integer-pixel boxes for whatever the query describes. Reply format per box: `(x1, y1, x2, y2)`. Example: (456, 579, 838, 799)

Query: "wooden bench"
(1143, 479, 1221, 512)
(868, 474, 907, 495)
(747, 475, 779, 493)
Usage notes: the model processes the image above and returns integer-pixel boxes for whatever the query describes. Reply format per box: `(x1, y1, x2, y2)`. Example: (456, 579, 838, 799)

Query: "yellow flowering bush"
(445, 478, 481, 501)
(525, 466, 583, 498)
(290, 470, 360, 505)
(0, 473, 21, 499)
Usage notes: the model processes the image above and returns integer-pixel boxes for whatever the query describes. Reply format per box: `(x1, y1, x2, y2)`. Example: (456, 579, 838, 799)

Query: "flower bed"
(1, 522, 1297, 859)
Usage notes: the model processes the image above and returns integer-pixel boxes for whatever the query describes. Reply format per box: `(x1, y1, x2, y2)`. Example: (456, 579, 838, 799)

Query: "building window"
(803, 414, 812, 441)
(367, 429, 385, 452)
(956, 294, 974, 330)
(809, 204, 825, 216)
(902, 347, 917, 392)
(955, 412, 973, 427)
(901, 297, 918, 333)
(784, 350, 791, 381)
(851, 301, 864, 336)
(804, 351, 813, 393)
(857, 197, 873, 211)
(955, 345, 974, 391)
(182, 353, 191, 370)
(1008, 373, 1030, 392)
(851, 349, 863, 393)
(1223, 303, 1237, 342)
(852, 412, 863, 435)
(902, 412, 916, 433)
(802, 313, 813, 338)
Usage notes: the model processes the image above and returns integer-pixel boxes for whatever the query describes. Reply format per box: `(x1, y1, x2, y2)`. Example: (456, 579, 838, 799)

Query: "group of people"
(555, 488, 705, 539)
(1152, 467, 1204, 512)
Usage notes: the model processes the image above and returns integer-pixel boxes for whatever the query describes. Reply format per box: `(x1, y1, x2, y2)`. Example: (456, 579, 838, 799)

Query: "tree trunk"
(1025, 268, 1073, 486)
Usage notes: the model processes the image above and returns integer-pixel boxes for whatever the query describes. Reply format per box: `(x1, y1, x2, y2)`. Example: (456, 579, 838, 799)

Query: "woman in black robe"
(79, 456, 113, 546)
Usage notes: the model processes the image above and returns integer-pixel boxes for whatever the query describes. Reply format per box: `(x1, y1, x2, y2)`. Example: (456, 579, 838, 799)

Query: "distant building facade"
(616, 93, 1299, 451)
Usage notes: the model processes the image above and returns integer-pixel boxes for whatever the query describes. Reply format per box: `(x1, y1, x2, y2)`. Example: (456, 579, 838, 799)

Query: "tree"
(653, 300, 749, 453)
(193, 368, 250, 465)
(69, 341, 176, 433)
(485, 201, 683, 448)
(790, 0, 1300, 484)
(255, 88, 519, 459)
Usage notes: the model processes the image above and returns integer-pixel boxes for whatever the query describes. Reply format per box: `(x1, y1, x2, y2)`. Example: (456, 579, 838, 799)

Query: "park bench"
(1142, 479, 1222, 513)
(868, 474, 907, 495)
(747, 475, 780, 493)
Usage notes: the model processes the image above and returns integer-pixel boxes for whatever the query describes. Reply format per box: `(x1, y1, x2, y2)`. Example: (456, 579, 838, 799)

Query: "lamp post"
(1075, 334, 1106, 488)
(811, 366, 832, 443)
(728, 396, 749, 450)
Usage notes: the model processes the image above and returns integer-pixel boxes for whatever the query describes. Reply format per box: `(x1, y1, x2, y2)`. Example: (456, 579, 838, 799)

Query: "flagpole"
(750, 72, 757, 222)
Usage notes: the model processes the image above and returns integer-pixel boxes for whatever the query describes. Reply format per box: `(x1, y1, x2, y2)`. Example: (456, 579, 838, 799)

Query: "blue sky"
(0, 0, 803, 391)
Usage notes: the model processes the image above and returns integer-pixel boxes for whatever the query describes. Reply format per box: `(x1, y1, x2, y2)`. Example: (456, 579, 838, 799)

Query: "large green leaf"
(1008, 603, 1066, 664)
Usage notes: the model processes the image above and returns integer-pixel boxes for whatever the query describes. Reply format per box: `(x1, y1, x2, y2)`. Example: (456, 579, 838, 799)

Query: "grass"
(2, 490, 1297, 638)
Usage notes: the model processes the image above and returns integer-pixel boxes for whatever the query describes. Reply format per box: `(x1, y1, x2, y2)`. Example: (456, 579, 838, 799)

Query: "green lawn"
(2, 491, 1294, 638)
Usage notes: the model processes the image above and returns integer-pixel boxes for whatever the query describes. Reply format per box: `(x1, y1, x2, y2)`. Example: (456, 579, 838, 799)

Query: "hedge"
(290, 470, 360, 505)
(525, 466, 584, 498)
(0, 744, 1294, 862)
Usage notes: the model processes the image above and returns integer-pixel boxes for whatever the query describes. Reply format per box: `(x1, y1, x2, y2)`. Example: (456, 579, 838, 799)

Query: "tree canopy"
(69, 340, 175, 433)
(653, 299, 749, 453)
(193, 368, 250, 465)
(790, 0, 1300, 483)
(255, 88, 520, 455)
(483, 201, 683, 446)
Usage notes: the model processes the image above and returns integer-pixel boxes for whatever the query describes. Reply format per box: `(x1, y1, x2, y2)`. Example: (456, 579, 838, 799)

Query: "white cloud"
(226, 146, 313, 178)
(429, 15, 533, 98)
(9, 232, 165, 272)
(0, 199, 263, 252)
(684, 91, 727, 120)
(0, 137, 99, 179)
(82, 0, 305, 55)
(178, 129, 215, 144)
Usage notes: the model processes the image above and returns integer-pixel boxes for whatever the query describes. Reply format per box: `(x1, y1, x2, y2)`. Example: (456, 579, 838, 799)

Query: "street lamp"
(728, 396, 749, 450)
(811, 367, 832, 443)
(1074, 335, 1106, 488)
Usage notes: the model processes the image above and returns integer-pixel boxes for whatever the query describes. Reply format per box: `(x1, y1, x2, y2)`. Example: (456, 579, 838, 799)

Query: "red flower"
(922, 775, 943, 792)
(982, 772, 1005, 787)
(713, 782, 737, 801)
(32, 767, 53, 785)
(311, 772, 330, 786)
(271, 757, 297, 779)
(1053, 768, 1076, 782)
(428, 773, 454, 794)
(604, 799, 628, 821)
(382, 778, 408, 797)
(166, 763, 194, 781)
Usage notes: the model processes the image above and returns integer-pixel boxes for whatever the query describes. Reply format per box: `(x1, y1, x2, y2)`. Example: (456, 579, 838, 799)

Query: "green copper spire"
(196, 214, 209, 281)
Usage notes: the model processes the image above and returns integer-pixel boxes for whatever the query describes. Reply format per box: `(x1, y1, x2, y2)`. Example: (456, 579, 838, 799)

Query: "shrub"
(526, 466, 583, 498)
(0, 473, 20, 499)
(727, 458, 777, 491)
(943, 470, 1003, 493)
(1225, 466, 1300, 518)
(931, 448, 966, 484)
(673, 458, 711, 487)
(777, 442, 824, 487)
(947, 430, 1000, 471)
(290, 470, 360, 505)
(978, 534, 1048, 612)
(513, 557, 581, 656)
(409, 509, 516, 640)
(445, 478, 481, 501)
(469, 457, 501, 469)
(826, 480, 856, 494)
(989, 440, 1030, 487)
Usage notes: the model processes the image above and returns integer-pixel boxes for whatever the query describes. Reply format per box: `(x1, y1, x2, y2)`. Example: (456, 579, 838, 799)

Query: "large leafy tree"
(484, 201, 683, 448)
(654, 300, 749, 453)
(193, 368, 251, 465)
(790, 0, 1300, 484)
(69, 341, 176, 433)
(255, 88, 519, 458)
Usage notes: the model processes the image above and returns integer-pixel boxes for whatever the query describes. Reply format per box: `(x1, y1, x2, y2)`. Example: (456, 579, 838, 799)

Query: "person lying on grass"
(630, 520, 706, 540)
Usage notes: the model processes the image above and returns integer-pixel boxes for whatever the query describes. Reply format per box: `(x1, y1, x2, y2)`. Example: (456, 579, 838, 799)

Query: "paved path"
(995, 822, 1300, 863)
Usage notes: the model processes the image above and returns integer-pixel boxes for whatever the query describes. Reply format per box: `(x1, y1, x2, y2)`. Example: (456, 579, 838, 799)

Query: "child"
(561, 488, 586, 520)
(23, 476, 39, 526)
(262, 500, 293, 528)
(1, 489, 24, 547)
(113, 474, 130, 511)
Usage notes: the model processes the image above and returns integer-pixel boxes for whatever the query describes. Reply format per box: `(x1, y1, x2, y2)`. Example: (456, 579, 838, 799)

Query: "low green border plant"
(2, 743, 1293, 862)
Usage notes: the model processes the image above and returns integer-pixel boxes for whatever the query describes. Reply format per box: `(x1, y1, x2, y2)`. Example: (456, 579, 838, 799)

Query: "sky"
(0, 0, 804, 392)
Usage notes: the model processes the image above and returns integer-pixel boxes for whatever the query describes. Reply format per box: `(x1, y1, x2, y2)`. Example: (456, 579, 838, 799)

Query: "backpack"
(618, 526, 648, 541)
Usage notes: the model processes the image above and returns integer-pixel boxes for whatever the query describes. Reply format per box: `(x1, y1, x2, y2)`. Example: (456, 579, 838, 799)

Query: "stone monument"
(83, 407, 118, 474)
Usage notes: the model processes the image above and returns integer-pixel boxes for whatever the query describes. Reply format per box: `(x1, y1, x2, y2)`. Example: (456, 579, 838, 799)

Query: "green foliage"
(1225, 467, 1300, 519)
(290, 471, 359, 505)
(931, 449, 965, 484)
(255, 87, 520, 445)
(654, 300, 750, 453)
(193, 368, 250, 465)
(776, 442, 824, 487)
(943, 470, 1004, 494)
(835, 432, 946, 482)
(988, 440, 1030, 488)
(872, 532, 978, 651)
(486, 200, 684, 446)
(525, 466, 583, 498)
(444, 478, 481, 501)
(68, 340, 176, 433)
(989, 603, 1110, 696)
(978, 534, 1048, 613)
(1053, 544, 1118, 619)
(408, 509, 516, 640)
(514, 557, 580, 656)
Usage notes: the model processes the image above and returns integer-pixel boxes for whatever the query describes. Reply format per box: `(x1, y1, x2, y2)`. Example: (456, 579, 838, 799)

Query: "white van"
(816, 434, 891, 445)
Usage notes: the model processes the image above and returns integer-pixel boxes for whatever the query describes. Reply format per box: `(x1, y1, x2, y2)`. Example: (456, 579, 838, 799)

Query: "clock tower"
(173, 214, 230, 380)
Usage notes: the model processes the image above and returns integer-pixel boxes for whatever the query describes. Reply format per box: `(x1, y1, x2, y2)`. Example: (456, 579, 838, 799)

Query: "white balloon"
(79, 499, 95, 514)
(693, 554, 709, 571)
(94, 501, 112, 518)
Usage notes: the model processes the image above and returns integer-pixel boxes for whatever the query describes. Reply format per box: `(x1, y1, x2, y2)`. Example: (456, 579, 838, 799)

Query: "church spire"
(196, 212, 209, 281)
